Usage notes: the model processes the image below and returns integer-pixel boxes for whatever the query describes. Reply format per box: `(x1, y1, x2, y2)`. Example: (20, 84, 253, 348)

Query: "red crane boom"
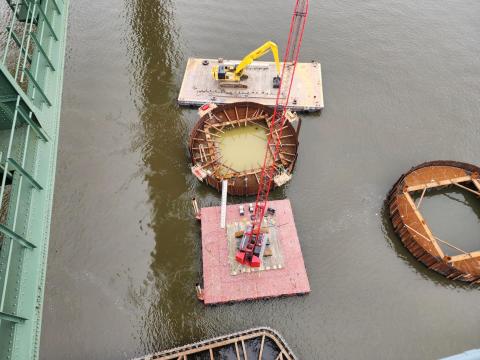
(236, 0, 309, 267)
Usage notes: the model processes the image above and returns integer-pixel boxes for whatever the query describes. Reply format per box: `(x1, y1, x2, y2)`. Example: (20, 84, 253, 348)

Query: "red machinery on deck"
(236, 0, 309, 267)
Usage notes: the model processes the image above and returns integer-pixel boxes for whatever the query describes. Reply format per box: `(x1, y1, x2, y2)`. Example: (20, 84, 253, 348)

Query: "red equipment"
(236, 0, 309, 267)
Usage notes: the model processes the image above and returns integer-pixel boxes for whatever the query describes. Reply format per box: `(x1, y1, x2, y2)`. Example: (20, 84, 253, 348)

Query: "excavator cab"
(216, 64, 226, 80)
(213, 63, 240, 81)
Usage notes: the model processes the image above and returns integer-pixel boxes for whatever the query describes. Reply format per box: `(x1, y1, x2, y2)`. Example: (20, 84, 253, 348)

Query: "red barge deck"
(199, 199, 310, 304)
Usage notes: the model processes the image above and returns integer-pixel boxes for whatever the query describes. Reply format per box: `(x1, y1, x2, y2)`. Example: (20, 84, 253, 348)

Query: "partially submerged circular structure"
(189, 102, 300, 196)
(388, 161, 480, 284)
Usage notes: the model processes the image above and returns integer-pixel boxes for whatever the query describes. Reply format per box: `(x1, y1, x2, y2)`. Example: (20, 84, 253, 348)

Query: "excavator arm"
(235, 41, 281, 76)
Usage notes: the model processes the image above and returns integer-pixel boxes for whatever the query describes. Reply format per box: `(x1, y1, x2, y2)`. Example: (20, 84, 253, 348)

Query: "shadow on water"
(124, 0, 209, 354)
(417, 187, 480, 254)
(438, 188, 480, 219)
(380, 193, 478, 291)
(122, 2, 298, 351)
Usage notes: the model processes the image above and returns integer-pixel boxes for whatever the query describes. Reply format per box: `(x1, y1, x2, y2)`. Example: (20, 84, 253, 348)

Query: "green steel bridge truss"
(0, 0, 69, 359)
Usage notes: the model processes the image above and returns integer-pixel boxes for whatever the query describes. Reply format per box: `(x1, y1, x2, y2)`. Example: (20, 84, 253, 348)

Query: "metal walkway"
(0, 0, 69, 359)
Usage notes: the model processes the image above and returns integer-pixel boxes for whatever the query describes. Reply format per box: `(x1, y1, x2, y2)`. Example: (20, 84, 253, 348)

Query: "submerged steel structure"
(133, 327, 298, 360)
(0, 0, 69, 359)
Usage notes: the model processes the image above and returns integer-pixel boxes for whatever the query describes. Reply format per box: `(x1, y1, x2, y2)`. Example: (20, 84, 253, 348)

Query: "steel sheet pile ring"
(189, 102, 299, 196)
(388, 161, 480, 284)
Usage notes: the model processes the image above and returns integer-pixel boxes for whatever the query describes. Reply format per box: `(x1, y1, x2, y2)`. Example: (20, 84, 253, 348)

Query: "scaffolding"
(0, 0, 69, 359)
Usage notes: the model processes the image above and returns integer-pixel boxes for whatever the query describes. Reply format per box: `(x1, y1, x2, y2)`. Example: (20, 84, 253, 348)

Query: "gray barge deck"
(178, 58, 324, 112)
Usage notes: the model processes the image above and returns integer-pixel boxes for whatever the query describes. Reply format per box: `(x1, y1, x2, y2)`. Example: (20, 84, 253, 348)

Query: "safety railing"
(0, 0, 69, 359)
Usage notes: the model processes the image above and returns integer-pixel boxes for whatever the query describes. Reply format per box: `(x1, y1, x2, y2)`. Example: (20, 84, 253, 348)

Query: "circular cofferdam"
(388, 160, 480, 284)
(189, 102, 299, 196)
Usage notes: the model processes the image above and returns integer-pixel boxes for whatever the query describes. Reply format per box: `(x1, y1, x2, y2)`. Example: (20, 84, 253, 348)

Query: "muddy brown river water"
(40, 1, 480, 359)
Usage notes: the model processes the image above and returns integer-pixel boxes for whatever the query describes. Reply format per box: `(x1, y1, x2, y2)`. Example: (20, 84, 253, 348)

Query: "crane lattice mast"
(236, 0, 309, 266)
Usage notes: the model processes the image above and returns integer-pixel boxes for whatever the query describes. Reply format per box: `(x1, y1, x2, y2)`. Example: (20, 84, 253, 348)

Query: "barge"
(178, 58, 324, 112)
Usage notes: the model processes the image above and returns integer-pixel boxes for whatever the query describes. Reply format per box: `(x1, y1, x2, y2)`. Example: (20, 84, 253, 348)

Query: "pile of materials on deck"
(388, 161, 480, 284)
(226, 215, 284, 275)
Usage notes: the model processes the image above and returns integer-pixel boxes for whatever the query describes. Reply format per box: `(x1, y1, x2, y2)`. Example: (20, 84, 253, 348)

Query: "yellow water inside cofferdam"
(217, 125, 268, 174)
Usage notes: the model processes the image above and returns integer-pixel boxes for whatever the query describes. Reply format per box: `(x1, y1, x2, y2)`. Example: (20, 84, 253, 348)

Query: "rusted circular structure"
(388, 161, 480, 284)
(189, 102, 300, 196)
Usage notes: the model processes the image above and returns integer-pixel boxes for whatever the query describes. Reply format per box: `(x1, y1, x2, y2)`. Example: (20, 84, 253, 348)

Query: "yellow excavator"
(212, 41, 281, 89)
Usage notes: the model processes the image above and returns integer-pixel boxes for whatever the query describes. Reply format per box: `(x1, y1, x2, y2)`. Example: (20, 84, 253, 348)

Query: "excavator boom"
(235, 41, 281, 75)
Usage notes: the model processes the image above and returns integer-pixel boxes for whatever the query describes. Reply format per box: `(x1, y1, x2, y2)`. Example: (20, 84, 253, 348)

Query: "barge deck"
(199, 199, 310, 304)
(178, 58, 324, 112)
